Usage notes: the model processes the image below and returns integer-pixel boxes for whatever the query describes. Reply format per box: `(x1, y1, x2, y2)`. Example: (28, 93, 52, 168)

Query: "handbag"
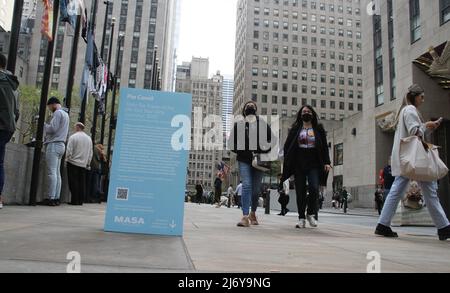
(252, 153, 271, 172)
(399, 136, 449, 182)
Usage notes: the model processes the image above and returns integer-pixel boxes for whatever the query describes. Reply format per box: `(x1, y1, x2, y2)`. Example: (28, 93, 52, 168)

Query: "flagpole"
(6, 0, 24, 74)
(100, 17, 115, 145)
(79, 0, 98, 124)
(29, 0, 60, 206)
(64, 14, 81, 114)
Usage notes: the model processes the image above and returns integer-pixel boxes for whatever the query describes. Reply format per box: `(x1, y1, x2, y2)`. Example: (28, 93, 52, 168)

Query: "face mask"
(301, 113, 313, 122)
(245, 107, 256, 116)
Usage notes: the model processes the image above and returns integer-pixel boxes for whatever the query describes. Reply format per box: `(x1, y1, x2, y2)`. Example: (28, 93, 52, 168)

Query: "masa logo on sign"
(114, 216, 145, 225)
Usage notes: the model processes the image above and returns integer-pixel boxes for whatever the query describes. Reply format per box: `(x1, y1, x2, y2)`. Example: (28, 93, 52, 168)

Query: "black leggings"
(294, 168, 320, 220)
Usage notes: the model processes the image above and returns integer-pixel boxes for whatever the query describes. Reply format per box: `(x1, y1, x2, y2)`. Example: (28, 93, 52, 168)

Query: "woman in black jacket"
(282, 105, 331, 229)
(230, 101, 276, 227)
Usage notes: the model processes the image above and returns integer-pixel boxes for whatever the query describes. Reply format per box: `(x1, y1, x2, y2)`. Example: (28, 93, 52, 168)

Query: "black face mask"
(245, 107, 256, 116)
(301, 113, 313, 123)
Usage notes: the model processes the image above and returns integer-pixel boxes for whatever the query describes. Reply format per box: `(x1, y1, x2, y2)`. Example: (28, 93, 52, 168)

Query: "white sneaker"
(296, 219, 306, 229)
(0, 202, 3, 209)
(307, 215, 318, 228)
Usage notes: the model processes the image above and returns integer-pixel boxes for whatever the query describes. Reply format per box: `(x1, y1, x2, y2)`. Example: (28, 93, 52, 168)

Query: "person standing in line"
(375, 84, 450, 241)
(341, 187, 349, 213)
(66, 122, 93, 206)
(87, 144, 106, 203)
(44, 97, 69, 206)
(0, 53, 20, 209)
(235, 181, 243, 208)
(282, 105, 332, 229)
(374, 185, 384, 216)
(230, 101, 276, 227)
(195, 183, 203, 204)
(227, 184, 234, 208)
(214, 175, 223, 208)
(277, 174, 290, 216)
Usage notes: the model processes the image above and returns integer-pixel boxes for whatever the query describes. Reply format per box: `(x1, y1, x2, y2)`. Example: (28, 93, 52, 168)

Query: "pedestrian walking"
(214, 175, 222, 208)
(235, 181, 243, 208)
(87, 144, 106, 203)
(66, 122, 93, 206)
(382, 158, 395, 200)
(227, 184, 234, 208)
(341, 187, 349, 214)
(375, 185, 384, 216)
(277, 174, 290, 216)
(230, 101, 276, 227)
(44, 97, 69, 206)
(282, 105, 332, 229)
(375, 84, 450, 241)
(195, 183, 203, 204)
(0, 53, 20, 209)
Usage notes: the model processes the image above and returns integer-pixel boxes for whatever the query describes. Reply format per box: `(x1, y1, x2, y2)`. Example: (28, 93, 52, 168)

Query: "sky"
(177, 0, 238, 77)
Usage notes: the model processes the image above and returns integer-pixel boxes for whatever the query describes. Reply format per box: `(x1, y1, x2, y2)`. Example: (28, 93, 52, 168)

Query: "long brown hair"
(394, 84, 425, 127)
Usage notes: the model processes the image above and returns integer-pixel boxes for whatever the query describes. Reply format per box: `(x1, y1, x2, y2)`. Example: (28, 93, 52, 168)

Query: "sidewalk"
(0, 203, 448, 273)
(320, 207, 380, 217)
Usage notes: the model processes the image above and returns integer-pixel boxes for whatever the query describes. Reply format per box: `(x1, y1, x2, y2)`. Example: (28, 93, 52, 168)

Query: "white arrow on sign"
(169, 220, 176, 229)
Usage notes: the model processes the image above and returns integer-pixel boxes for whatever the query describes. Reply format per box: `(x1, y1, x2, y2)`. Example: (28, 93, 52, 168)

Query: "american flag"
(217, 162, 230, 180)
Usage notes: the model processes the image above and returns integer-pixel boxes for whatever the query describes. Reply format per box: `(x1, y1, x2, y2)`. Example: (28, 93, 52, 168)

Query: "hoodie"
(0, 69, 20, 133)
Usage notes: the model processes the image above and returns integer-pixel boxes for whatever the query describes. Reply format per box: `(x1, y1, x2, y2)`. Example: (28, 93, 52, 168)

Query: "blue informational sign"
(104, 88, 192, 236)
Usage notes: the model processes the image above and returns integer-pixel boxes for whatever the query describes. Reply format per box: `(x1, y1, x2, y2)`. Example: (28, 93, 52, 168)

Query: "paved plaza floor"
(0, 203, 448, 273)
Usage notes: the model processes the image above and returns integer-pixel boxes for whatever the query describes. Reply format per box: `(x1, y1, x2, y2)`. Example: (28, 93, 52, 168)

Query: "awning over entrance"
(413, 41, 450, 90)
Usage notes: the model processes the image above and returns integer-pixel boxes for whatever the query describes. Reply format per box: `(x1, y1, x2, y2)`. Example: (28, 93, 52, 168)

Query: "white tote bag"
(399, 136, 449, 182)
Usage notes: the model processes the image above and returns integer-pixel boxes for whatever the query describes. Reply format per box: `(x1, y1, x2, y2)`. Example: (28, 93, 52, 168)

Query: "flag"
(217, 162, 230, 180)
(41, 0, 54, 41)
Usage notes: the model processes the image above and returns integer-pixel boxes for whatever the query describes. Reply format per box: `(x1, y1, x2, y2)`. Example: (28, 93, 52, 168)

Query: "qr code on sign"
(116, 188, 129, 201)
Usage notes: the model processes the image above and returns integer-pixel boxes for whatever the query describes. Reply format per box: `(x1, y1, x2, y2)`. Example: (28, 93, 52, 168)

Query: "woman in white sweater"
(375, 84, 450, 241)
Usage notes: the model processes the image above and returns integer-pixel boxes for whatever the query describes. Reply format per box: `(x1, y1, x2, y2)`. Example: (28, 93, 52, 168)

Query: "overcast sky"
(177, 0, 238, 77)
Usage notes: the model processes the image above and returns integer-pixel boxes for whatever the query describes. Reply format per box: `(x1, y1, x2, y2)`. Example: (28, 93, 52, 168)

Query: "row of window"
(254, 0, 360, 9)
(254, 3, 360, 17)
(256, 107, 360, 119)
(253, 51, 362, 63)
(252, 39, 362, 51)
(253, 27, 361, 41)
(254, 16, 360, 29)
(251, 85, 363, 98)
(252, 95, 362, 106)
(252, 62, 362, 74)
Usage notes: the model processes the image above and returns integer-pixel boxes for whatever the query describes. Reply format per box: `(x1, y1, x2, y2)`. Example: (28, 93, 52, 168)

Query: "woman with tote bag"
(375, 84, 450, 241)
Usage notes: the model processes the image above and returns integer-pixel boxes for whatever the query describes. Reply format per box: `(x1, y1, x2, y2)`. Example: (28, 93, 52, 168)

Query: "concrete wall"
(3, 143, 70, 205)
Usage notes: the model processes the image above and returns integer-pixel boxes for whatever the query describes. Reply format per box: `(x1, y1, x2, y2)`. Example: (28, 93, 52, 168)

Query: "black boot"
(438, 225, 450, 241)
(375, 224, 398, 238)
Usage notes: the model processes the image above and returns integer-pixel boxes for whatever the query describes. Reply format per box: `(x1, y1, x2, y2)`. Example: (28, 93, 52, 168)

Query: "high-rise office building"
(234, 0, 364, 121)
(176, 58, 223, 190)
(26, 0, 179, 93)
(222, 75, 234, 138)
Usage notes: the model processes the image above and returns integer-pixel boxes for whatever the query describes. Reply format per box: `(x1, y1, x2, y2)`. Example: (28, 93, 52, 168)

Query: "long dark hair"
(293, 105, 320, 130)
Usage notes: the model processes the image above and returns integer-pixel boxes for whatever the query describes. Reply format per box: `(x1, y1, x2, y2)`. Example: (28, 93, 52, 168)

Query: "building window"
(441, 0, 450, 25)
(334, 144, 344, 166)
(373, 14, 384, 106)
(388, 0, 396, 100)
(409, 0, 421, 43)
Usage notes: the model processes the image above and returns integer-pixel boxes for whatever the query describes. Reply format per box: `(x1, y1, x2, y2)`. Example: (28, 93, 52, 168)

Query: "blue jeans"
(45, 142, 66, 200)
(0, 131, 13, 195)
(294, 168, 320, 219)
(238, 162, 263, 216)
(379, 176, 450, 230)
